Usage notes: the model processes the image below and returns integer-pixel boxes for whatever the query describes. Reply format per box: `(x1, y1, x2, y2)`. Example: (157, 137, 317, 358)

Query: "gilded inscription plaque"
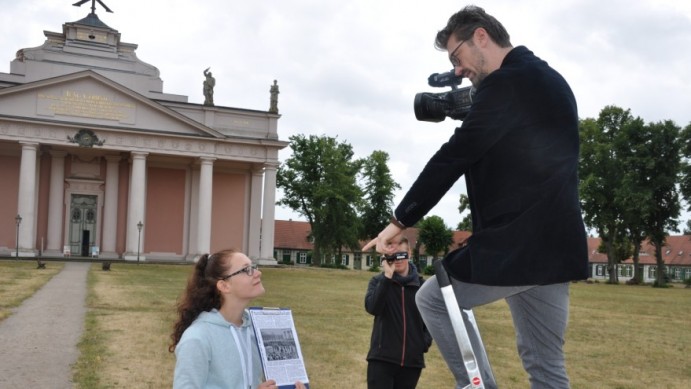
(37, 90, 136, 124)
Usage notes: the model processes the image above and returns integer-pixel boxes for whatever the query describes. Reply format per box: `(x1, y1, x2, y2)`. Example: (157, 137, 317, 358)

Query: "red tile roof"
(274, 220, 313, 250)
(273, 219, 472, 255)
(587, 235, 691, 266)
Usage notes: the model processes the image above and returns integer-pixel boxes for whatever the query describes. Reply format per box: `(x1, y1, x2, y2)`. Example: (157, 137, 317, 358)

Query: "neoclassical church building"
(0, 9, 286, 263)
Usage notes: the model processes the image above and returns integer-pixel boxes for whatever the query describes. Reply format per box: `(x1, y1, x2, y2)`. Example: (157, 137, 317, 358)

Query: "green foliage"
(423, 265, 436, 275)
(368, 263, 381, 272)
(579, 106, 684, 286)
(456, 194, 473, 231)
(359, 150, 400, 240)
(417, 215, 453, 258)
(679, 123, 691, 211)
(277, 134, 363, 264)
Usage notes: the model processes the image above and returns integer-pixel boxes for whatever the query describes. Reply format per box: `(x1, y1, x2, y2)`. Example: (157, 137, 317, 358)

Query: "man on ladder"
(363, 5, 588, 388)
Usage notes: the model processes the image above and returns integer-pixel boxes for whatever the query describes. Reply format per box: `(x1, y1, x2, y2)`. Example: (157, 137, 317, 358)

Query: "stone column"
(124, 152, 148, 261)
(247, 165, 264, 259)
(45, 150, 67, 256)
(259, 163, 278, 264)
(17, 142, 39, 256)
(196, 157, 215, 257)
(101, 155, 121, 258)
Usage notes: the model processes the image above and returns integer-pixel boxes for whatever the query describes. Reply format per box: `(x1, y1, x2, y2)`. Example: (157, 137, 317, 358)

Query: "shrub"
(423, 265, 435, 275)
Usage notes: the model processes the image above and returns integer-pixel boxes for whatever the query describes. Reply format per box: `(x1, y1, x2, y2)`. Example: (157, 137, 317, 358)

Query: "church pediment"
(0, 70, 222, 138)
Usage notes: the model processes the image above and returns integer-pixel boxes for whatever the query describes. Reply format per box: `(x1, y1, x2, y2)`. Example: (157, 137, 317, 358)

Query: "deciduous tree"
(277, 134, 362, 265)
(417, 215, 453, 262)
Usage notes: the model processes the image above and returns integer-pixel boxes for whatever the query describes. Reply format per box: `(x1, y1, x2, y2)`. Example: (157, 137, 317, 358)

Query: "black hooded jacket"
(364, 263, 432, 368)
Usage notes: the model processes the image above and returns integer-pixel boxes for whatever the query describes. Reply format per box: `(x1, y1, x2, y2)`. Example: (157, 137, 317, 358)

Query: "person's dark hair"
(435, 5, 511, 50)
(169, 249, 237, 352)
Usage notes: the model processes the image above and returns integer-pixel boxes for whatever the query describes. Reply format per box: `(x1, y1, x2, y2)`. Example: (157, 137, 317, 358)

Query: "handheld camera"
(414, 70, 475, 122)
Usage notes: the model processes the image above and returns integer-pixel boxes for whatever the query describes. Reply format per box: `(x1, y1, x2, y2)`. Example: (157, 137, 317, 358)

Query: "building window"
(596, 265, 603, 277)
(299, 252, 307, 264)
(619, 265, 632, 278)
(648, 266, 656, 279)
(366, 255, 372, 267)
(342, 254, 349, 266)
(282, 250, 292, 262)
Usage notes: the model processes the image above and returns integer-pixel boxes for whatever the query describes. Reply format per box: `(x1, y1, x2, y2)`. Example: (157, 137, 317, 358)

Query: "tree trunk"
(654, 244, 667, 287)
(631, 244, 643, 284)
(606, 239, 619, 284)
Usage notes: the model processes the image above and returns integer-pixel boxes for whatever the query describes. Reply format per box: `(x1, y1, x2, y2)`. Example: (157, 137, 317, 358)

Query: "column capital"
(130, 151, 149, 160)
(104, 154, 122, 163)
(49, 150, 68, 158)
(19, 141, 39, 149)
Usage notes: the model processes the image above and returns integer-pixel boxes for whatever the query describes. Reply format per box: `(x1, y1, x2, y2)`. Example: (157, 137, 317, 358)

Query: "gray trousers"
(416, 277, 570, 389)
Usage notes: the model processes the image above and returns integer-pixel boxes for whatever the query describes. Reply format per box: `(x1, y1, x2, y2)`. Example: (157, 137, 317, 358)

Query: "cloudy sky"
(2, 0, 690, 230)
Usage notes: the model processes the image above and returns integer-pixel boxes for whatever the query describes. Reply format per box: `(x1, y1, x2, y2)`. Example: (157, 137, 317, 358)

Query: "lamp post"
(136, 221, 143, 265)
(15, 214, 22, 260)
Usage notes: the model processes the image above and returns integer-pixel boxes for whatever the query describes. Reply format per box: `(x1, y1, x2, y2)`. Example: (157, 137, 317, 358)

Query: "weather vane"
(72, 0, 113, 14)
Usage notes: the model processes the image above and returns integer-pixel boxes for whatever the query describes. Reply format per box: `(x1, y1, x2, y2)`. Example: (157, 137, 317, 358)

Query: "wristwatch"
(390, 215, 406, 229)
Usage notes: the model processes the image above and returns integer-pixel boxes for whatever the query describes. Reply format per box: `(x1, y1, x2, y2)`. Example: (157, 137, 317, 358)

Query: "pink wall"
(0, 155, 20, 249)
(145, 167, 186, 254)
(211, 171, 247, 252)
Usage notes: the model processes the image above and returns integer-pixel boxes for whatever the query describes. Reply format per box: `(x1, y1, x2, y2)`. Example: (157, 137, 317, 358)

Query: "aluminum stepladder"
(433, 260, 497, 389)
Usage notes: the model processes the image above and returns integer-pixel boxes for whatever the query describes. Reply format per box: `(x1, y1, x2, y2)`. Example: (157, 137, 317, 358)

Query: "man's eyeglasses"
(219, 264, 258, 280)
(449, 39, 465, 67)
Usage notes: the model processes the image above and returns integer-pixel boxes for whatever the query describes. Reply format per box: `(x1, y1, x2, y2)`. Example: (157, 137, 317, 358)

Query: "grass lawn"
(0, 259, 63, 322)
(3, 260, 690, 388)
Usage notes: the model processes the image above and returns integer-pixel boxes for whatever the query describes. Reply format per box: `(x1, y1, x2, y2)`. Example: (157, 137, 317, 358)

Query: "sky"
(1, 0, 690, 231)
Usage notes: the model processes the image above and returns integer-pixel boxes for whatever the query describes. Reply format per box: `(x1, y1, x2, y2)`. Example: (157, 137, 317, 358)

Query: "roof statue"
(203, 67, 215, 106)
(269, 80, 280, 114)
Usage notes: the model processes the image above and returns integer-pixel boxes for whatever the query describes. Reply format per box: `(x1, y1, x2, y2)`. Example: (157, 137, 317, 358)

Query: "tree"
(456, 193, 472, 231)
(359, 150, 400, 240)
(638, 120, 682, 287)
(277, 134, 362, 265)
(579, 106, 633, 283)
(417, 215, 453, 262)
(679, 123, 691, 212)
(616, 114, 653, 284)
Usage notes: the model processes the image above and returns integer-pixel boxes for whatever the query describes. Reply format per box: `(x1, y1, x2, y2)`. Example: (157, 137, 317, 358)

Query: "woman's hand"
(258, 379, 277, 389)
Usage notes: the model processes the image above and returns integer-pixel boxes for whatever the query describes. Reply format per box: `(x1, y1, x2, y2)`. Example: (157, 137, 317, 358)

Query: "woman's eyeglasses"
(219, 264, 258, 280)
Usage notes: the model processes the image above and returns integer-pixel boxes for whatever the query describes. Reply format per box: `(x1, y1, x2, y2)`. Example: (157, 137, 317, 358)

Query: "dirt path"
(0, 261, 89, 388)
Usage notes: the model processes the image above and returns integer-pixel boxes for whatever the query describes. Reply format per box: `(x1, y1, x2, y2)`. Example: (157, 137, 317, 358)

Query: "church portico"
(0, 7, 285, 263)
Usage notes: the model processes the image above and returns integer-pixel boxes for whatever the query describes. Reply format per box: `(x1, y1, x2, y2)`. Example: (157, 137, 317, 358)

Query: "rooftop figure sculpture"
(203, 67, 215, 106)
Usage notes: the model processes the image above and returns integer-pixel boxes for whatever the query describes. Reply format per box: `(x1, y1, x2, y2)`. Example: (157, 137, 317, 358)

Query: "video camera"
(383, 252, 409, 265)
(414, 70, 475, 122)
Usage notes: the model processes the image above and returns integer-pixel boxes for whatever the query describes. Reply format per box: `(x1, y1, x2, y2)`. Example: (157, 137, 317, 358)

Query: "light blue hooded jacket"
(173, 309, 262, 389)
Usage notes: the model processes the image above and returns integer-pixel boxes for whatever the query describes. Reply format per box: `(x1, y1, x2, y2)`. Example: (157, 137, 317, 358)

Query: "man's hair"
(435, 5, 512, 50)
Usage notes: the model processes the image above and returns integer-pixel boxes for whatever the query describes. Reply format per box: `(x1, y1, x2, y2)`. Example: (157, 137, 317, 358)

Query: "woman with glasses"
(169, 249, 305, 389)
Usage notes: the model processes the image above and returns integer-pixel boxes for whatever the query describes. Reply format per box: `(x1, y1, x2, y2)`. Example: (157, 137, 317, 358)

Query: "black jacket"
(364, 263, 432, 368)
(395, 46, 588, 286)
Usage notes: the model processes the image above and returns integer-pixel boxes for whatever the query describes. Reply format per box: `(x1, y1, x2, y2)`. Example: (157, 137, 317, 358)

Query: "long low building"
(275, 219, 691, 283)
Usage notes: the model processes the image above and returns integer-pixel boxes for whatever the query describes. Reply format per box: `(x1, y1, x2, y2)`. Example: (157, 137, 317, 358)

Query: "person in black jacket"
(363, 5, 588, 389)
(364, 238, 432, 389)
